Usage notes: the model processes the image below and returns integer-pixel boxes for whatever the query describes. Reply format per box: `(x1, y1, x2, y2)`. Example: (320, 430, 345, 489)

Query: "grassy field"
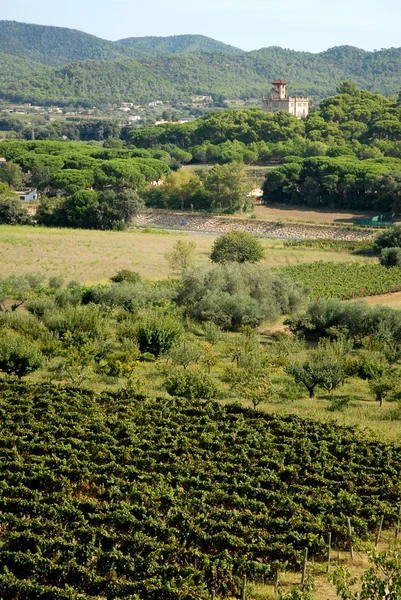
(0, 225, 375, 283)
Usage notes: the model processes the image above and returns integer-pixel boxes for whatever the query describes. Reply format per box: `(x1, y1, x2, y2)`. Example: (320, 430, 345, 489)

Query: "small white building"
(246, 188, 263, 199)
(16, 188, 38, 201)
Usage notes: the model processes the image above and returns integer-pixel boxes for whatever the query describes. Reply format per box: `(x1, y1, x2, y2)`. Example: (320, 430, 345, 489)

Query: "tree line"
(3, 85, 401, 217)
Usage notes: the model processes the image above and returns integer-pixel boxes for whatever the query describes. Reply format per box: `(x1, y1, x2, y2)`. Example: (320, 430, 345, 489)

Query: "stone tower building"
(262, 80, 309, 119)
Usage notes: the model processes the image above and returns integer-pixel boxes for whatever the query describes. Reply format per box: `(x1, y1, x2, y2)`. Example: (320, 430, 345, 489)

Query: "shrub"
(0, 311, 49, 342)
(165, 240, 197, 271)
(164, 368, 217, 399)
(210, 231, 265, 264)
(86, 280, 177, 313)
(0, 274, 44, 312)
(379, 247, 401, 267)
(202, 321, 223, 345)
(110, 269, 141, 284)
(42, 304, 112, 342)
(0, 331, 43, 377)
(179, 263, 305, 329)
(48, 276, 65, 289)
(375, 224, 401, 251)
(0, 197, 32, 225)
(288, 298, 401, 343)
(35, 196, 67, 227)
(26, 297, 57, 317)
(168, 340, 203, 369)
(134, 313, 183, 356)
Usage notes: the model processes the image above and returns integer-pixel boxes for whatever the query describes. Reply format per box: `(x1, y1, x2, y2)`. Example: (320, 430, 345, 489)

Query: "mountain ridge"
(0, 20, 400, 107)
(117, 34, 243, 55)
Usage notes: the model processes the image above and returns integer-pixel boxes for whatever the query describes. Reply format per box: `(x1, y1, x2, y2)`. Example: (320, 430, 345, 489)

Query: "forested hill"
(0, 20, 401, 106)
(0, 22, 241, 65)
(0, 21, 143, 66)
(118, 34, 243, 55)
(0, 53, 51, 84)
(2, 48, 401, 107)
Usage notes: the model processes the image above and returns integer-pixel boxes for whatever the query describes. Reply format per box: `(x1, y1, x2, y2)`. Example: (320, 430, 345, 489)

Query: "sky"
(2, 0, 401, 52)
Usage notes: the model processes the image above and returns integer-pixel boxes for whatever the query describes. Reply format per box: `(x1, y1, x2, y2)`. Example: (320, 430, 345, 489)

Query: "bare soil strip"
(134, 210, 376, 241)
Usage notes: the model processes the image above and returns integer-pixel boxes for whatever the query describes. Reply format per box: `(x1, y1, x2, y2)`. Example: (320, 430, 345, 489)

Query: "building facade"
(16, 188, 37, 201)
(262, 80, 309, 119)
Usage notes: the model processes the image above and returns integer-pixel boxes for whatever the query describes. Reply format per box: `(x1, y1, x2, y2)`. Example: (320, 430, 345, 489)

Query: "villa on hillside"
(262, 80, 309, 119)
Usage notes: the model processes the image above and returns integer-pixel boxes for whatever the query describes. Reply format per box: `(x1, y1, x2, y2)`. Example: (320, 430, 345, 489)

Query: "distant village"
(0, 94, 253, 127)
(0, 78, 311, 135)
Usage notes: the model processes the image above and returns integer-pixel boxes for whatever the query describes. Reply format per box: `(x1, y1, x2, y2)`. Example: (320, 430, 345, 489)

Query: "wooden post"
(375, 514, 384, 548)
(211, 590, 216, 600)
(326, 532, 332, 573)
(347, 517, 354, 560)
(301, 548, 308, 586)
(396, 506, 401, 541)
(274, 568, 279, 593)
(241, 575, 246, 600)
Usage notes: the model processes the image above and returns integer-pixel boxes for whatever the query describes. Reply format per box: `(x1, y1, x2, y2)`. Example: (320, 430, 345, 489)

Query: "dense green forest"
(0, 21, 141, 66)
(118, 34, 243, 56)
(4, 85, 401, 213)
(0, 52, 50, 85)
(1, 21, 401, 106)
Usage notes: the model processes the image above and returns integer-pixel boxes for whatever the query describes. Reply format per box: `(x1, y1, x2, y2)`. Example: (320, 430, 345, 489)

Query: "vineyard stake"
(375, 514, 384, 548)
(301, 548, 308, 586)
(241, 575, 247, 600)
(274, 568, 279, 593)
(211, 590, 216, 600)
(326, 532, 332, 573)
(347, 517, 354, 560)
(396, 506, 401, 541)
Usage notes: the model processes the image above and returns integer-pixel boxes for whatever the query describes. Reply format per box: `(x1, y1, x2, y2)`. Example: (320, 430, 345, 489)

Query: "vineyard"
(279, 262, 401, 300)
(1, 382, 401, 599)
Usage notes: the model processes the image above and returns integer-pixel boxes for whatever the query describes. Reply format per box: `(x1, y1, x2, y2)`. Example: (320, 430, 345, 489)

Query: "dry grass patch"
(252, 203, 379, 225)
(0, 226, 373, 283)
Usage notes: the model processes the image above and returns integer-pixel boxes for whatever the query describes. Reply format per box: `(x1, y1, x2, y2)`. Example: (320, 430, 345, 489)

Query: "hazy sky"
(2, 0, 400, 52)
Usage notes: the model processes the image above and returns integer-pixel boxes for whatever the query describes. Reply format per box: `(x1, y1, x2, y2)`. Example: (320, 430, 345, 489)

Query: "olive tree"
(210, 231, 265, 264)
(165, 240, 197, 271)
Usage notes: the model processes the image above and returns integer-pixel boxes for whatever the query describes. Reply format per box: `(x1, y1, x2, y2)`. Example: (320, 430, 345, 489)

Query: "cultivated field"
(252, 203, 379, 224)
(0, 225, 375, 283)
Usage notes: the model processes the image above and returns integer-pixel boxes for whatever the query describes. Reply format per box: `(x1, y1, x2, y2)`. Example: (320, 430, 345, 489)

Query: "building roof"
(15, 188, 37, 196)
(272, 79, 287, 85)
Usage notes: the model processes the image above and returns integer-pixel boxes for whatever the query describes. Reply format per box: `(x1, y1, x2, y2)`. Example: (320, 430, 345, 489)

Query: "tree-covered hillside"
(1, 21, 401, 106)
(118, 34, 243, 55)
(0, 22, 241, 66)
(0, 20, 139, 66)
(1, 44, 401, 107)
(0, 52, 50, 84)
(0, 58, 181, 107)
